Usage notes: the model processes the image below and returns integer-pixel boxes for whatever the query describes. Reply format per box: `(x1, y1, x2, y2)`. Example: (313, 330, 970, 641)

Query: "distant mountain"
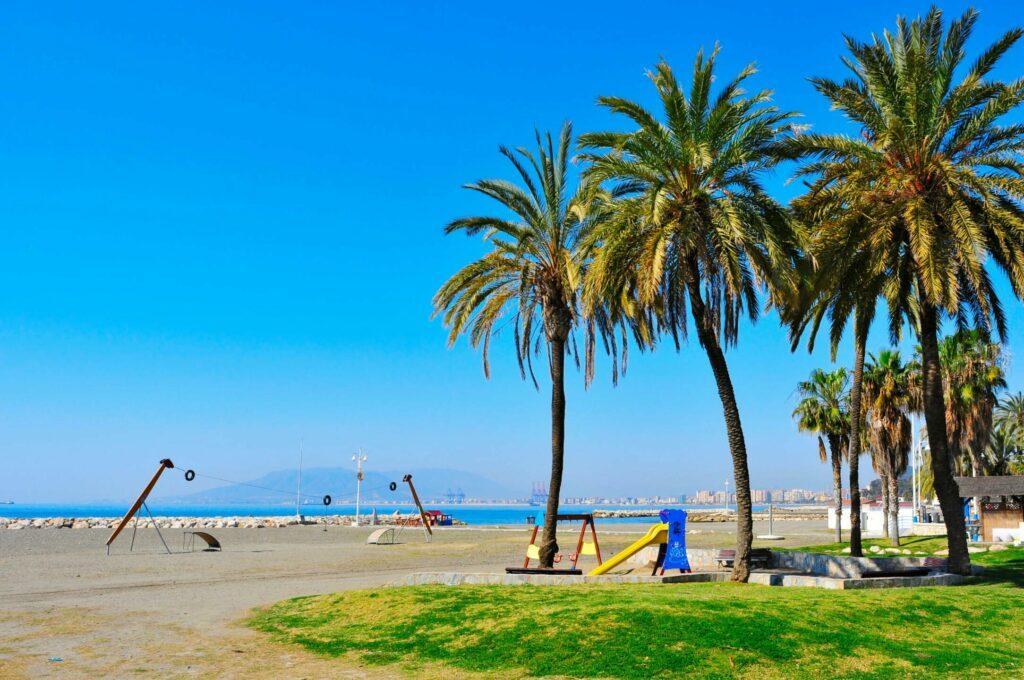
(157, 467, 519, 505)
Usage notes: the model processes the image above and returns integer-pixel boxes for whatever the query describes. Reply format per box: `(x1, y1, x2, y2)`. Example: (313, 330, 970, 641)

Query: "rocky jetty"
(593, 508, 827, 522)
(0, 513, 465, 530)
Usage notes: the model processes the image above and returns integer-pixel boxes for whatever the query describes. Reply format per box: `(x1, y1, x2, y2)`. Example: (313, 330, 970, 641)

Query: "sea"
(0, 503, 776, 525)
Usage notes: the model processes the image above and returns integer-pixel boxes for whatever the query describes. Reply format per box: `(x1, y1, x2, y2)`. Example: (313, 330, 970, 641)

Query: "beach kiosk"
(955, 476, 1024, 542)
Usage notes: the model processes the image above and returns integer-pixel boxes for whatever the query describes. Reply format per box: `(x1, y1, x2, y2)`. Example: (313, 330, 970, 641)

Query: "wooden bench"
(716, 548, 771, 569)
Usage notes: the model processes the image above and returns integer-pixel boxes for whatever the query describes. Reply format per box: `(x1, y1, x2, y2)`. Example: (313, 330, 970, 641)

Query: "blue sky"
(3, 1, 1024, 503)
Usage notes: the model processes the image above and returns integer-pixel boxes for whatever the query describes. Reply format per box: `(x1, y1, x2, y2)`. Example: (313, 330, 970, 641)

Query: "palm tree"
(434, 122, 615, 567)
(995, 392, 1024, 449)
(780, 7, 1024, 575)
(994, 393, 1024, 474)
(782, 217, 898, 557)
(985, 427, 1022, 476)
(933, 330, 1006, 516)
(579, 50, 800, 582)
(793, 368, 850, 542)
(863, 350, 914, 546)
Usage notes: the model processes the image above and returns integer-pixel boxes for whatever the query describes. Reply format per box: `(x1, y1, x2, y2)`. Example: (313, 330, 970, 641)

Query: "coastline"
(0, 505, 827, 530)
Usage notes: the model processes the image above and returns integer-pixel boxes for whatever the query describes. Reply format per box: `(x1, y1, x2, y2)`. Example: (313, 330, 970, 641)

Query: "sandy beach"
(0, 519, 834, 678)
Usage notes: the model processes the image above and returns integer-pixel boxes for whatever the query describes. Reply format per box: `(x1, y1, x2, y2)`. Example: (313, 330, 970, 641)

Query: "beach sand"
(0, 519, 833, 678)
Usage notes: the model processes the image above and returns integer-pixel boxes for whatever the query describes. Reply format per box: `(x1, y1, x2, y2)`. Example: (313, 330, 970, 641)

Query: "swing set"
(505, 513, 603, 575)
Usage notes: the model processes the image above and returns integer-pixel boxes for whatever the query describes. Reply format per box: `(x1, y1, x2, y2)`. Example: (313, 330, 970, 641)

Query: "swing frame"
(506, 513, 603, 575)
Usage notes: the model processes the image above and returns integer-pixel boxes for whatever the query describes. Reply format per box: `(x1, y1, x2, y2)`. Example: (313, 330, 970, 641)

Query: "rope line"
(170, 465, 406, 506)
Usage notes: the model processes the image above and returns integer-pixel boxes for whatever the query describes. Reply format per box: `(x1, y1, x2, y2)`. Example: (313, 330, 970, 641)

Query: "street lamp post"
(352, 450, 367, 526)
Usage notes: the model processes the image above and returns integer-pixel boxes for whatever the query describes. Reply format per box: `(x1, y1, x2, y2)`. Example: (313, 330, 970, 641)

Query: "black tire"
(184, 470, 196, 481)
(389, 482, 397, 491)
(323, 495, 332, 506)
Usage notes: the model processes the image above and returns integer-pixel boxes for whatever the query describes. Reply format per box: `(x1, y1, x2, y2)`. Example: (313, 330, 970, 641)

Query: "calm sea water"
(0, 503, 774, 525)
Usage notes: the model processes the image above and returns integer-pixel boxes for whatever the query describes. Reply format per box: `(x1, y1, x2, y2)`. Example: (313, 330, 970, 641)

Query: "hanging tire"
(184, 470, 196, 481)
(389, 482, 397, 491)
(323, 495, 332, 506)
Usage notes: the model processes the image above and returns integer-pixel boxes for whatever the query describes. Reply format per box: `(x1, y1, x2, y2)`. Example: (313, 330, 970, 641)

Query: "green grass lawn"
(788, 535, 956, 556)
(249, 546, 1024, 679)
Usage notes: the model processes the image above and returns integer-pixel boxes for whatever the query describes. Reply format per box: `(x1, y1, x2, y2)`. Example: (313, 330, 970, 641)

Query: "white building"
(828, 500, 915, 536)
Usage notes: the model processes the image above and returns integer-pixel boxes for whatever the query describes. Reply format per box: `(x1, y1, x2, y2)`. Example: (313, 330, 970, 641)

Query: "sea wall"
(593, 508, 827, 522)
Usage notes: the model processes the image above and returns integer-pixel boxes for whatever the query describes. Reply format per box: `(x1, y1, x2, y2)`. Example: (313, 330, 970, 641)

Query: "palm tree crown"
(793, 368, 851, 451)
(786, 7, 1024, 336)
(579, 49, 800, 348)
(434, 122, 613, 384)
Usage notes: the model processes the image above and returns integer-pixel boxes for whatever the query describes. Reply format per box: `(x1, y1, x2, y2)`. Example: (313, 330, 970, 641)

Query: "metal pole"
(911, 417, 918, 522)
(144, 502, 172, 555)
(352, 450, 367, 526)
(296, 441, 303, 521)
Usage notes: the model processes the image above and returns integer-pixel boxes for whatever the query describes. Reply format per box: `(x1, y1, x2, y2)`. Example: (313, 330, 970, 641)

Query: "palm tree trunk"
(919, 302, 971, 576)
(538, 335, 566, 568)
(848, 321, 867, 557)
(881, 471, 891, 539)
(888, 468, 900, 547)
(827, 434, 843, 543)
(686, 273, 753, 583)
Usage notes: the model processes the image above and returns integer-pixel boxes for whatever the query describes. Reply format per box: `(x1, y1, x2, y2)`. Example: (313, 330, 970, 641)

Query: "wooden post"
(107, 459, 174, 550)
(402, 474, 432, 536)
(523, 525, 540, 568)
(571, 520, 587, 570)
(589, 518, 603, 564)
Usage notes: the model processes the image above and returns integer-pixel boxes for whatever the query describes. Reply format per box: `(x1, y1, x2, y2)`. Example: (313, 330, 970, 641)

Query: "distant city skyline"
(3, 1, 1023, 504)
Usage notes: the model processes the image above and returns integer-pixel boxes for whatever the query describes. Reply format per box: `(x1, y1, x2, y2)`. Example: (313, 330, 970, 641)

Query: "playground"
(0, 516, 837, 677)
(2, 510, 1022, 677)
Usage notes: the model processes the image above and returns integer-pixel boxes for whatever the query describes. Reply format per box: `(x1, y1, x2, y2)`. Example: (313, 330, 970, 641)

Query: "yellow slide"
(588, 523, 668, 576)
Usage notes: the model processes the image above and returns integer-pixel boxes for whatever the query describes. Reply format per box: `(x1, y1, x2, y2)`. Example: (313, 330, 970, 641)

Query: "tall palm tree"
(434, 122, 615, 567)
(780, 7, 1024, 575)
(793, 368, 850, 542)
(863, 350, 914, 546)
(579, 50, 800, 582)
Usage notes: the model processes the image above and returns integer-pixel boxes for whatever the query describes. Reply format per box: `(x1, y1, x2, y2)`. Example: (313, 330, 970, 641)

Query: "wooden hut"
(955, 476, 1024, 542)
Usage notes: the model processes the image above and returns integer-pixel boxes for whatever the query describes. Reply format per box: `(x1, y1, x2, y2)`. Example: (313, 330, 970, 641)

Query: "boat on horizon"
(0, 501, 13, 505)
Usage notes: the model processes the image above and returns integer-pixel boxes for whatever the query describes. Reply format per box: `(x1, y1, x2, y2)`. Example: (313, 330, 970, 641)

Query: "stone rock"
(869, 545, 882, 553)
(989, 544, 1009, 552)
(936, 549, 950, 556)
(884, 548, 902, 554)
(841, 547, 851, 553)
(901, 549, 911, 555)
(967, 546, 987, 553)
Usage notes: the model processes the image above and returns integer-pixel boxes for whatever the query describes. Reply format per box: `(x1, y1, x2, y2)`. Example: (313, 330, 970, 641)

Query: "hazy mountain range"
(158, 467, 520, 505)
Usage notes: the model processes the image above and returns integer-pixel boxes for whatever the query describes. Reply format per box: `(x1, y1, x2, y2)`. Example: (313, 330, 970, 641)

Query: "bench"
(716, 548, 771, 569)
